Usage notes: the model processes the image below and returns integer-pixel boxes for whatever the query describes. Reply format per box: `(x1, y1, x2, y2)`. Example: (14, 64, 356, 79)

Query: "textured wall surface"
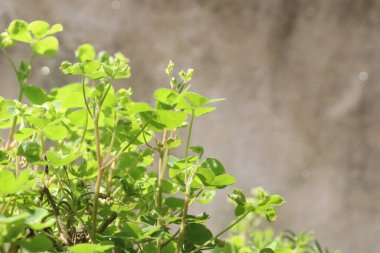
(1, 1, 380, 252)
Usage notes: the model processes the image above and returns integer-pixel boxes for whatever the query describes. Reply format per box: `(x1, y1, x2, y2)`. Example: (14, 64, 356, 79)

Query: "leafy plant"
(0, 19, 335, 253)
(213, 189, 340, 253)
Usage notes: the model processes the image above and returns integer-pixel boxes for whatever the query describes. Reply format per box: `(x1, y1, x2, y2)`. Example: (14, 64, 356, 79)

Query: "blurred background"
(1, 1, 380, 252)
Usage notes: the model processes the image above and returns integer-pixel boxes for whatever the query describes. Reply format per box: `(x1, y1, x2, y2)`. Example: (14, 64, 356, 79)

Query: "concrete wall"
(1, 1, 380, 252)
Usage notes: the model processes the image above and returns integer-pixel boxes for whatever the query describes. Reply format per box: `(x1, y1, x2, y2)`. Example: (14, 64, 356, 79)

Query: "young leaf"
(0, 169, 34, 194)
(185, 223, 213, 245)
(46, 151, 80, 166)
(75, 43, 96, 62)
(17, 141, 41, 163)
(0, 31, 16, 47)
(28, 20, 50, 39)
(8, 20, 33, 43)
(14, 128, 35, 141)
(201, 158, 225, 175)
(211, 174, 236, 188)
(20, 233, 53, 252)
(24, 85, 48, 105)
(43, 124, 68, 140)
(69, 243, 114, 253)
(32, 36, 59, 57)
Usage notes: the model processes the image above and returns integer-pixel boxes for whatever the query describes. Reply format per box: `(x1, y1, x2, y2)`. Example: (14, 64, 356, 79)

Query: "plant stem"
(156, 129, 174, 253)
(175, 110, 195, 253)
(3, 51, 34, 150)
(103, 111, 117, 164)
(76, 112, 88, 153)
(82, 76, 94, 120)
(1, 195, 13, 215)
(91, 108, 102, 242)
(103, 122, 150, 169)
(5, 86, 24, 150)
(43, 186, 73, 245)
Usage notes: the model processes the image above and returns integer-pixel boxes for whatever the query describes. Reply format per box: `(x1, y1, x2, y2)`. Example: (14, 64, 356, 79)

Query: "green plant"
(212, 189, 340, 253)
(0, 19, 333, 253)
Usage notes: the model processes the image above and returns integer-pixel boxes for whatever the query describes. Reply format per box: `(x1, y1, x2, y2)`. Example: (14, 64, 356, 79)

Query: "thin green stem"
(4, 81, 24, 150)
(176, 110, 195, 253)
(91, 107, 102, 242)
(3, 50, 34, 150)
(103, 111, 117, 164)
(99, 80, 114, 108)
(156, 129, 173, 253)
(103, 122, 150, 169)
(0, 47, 17, 74)
(76, 112, 88, 153)
(161, 229, 180, 250)
(190, 212, 250, 253)
(1, 195, 13, 215)
(82, 76, 94, 120)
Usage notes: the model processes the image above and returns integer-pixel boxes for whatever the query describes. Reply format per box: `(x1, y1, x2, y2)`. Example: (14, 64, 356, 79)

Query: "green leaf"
(228, 189, 246, 206)
(265, 208, 277, 222)
(7, 106, 19, 116)
(32, 36, 59, 57)
(24, 208, 56, 230)
(189, 146, 204, 157)
(121, 222, 142, 238)
(115, 152, 139, 171)
(69, 243, 114, 253)
(126, 102, 153, 114)
(196, 190, 216, 204)
(196, 167, 215, 185)
(0, 32, 16, 47)
(165, 197, 185, 210)
(76, 44, 96, 62)
(185, 92, 210, 107)
(0, 171, 17, 194)
(17, 60, 29, 81)
(82, 60, 105, 78)
(260, 249, 275, 253)
(61, 92, 85, 108)
(69, 160, 97, 179)
(45, 24, 63, 36)
(275, 249, 293, 253)
(154, 88, 180, 106)
(185, 223, 213, 245)
(21, 233, 52, 252)
(155, 110, 187, 129)
(28, 21, 62, 39)
(28, 20, 49, 39)
(46, 151, 80, 166)
(14, 128, 35, 141)
(211, 174, 236, 188)
(201, 158, 225, 175)
(266, 195, 285, 206)
(8, 20, 33, 43)
(24, 85, 48, 105)
(17, 141, 41, 163)
(0, 212, 30, 224)
(43, 125, 68, 140)
(193, 107, 216, 117)
(60, 61, 83, 76)
(25, 116, 47, 129)
(234, 205, 246, 217)
(141, 110, 187, 131)
(0, 169, 34, 195)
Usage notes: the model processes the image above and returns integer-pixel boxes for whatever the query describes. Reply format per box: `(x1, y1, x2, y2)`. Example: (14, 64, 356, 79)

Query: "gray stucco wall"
(1, 1, 380, 252)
